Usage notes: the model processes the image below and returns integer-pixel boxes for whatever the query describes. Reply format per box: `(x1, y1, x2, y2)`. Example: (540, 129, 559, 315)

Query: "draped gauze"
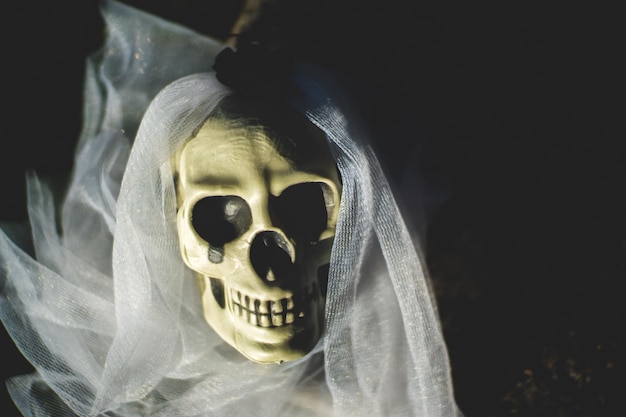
(0, 1, 462, 416)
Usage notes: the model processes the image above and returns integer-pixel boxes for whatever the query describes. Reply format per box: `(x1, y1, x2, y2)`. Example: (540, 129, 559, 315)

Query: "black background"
(1, 1, 624, 416)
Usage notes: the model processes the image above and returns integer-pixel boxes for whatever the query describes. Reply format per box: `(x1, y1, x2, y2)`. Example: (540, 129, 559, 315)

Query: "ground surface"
(2, 1, 624, 416)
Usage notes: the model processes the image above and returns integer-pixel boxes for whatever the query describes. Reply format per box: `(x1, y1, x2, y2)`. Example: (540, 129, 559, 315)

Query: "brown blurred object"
(226, 0, 276, 48)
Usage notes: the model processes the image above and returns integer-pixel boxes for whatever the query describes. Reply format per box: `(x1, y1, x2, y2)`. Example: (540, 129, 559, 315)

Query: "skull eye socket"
(191, 196, 252, 246)
(272, 183, 330, 243)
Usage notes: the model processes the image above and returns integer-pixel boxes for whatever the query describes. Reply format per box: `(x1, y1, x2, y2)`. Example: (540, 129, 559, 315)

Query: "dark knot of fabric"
(213, 43, 293, 96)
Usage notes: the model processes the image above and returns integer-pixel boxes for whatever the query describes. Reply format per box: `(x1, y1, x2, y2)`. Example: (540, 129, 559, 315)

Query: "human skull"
(173, 96, 341, 364)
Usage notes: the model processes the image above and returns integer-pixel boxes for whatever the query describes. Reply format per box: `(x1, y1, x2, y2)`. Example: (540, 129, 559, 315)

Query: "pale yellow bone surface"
(174, 109, 340, 364)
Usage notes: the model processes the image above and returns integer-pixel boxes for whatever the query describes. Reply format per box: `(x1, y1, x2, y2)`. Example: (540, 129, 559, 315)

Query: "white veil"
(0, 1, 461, 416)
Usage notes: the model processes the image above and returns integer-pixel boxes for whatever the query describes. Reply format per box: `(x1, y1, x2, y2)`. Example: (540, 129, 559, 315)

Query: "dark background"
(1, 1, 624, 416)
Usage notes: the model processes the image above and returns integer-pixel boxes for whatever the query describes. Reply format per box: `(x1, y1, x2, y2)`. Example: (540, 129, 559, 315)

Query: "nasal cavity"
(250, 231, 294, 284)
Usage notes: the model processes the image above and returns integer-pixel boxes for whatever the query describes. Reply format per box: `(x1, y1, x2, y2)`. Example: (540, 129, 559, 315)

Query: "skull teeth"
(230, 283, 316, 328)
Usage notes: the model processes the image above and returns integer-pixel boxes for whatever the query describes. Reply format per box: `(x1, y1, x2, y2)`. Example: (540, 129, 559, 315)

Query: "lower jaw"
(201, 293, 323, 363)
(233, 320, 322, 364)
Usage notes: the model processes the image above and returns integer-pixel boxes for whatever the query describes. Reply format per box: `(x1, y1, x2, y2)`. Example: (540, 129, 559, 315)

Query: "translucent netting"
(0, 1, 461, 416)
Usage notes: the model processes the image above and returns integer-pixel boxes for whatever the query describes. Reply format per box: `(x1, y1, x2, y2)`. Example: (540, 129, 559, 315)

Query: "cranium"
(173, 96, 341, 364)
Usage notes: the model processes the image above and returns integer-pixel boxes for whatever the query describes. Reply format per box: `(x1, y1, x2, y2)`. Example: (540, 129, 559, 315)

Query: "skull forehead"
(209, 95, 334, 168)
(179, 119, 293, 188)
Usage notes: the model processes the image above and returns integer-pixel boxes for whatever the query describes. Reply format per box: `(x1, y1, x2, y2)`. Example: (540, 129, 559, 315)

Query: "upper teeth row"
(231, 289, 295, 314)
(229, 282, 317, 327)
